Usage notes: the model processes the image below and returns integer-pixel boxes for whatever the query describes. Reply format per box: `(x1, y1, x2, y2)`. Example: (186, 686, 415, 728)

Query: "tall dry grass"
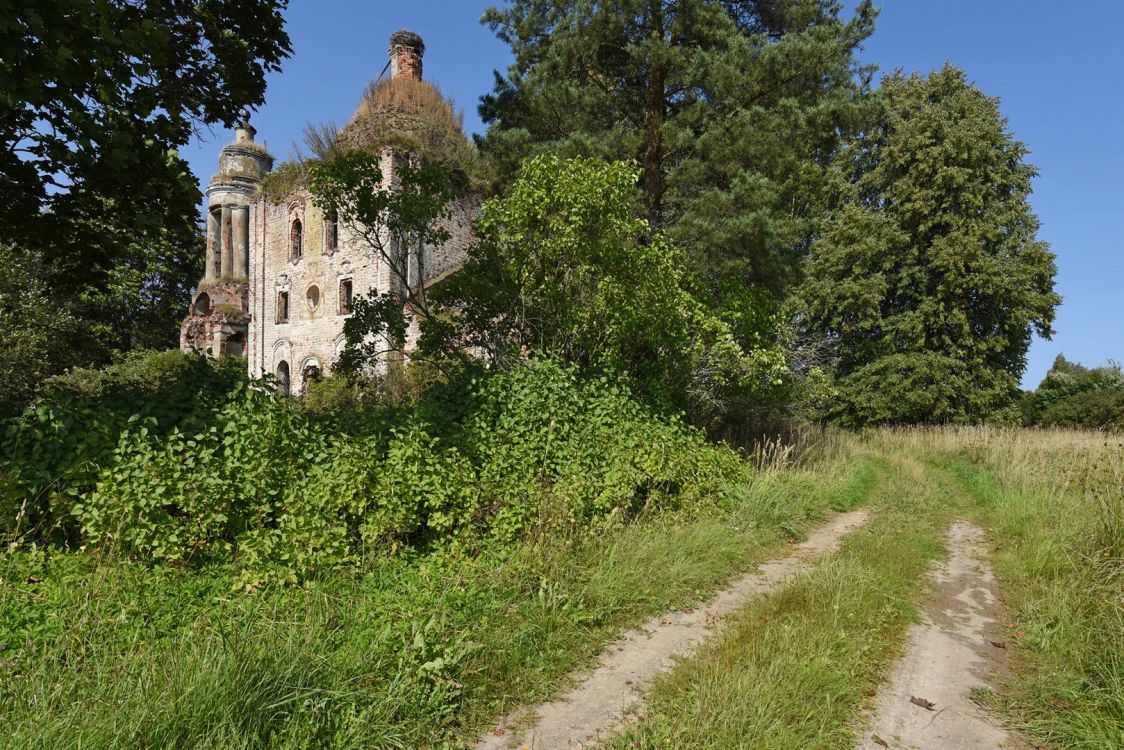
(745, 423, 858, 472)
(877, 426, 1124, 562)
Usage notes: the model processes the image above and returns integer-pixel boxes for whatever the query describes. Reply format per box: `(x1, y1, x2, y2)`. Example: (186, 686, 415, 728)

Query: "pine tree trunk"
(643, 0, 666, 231)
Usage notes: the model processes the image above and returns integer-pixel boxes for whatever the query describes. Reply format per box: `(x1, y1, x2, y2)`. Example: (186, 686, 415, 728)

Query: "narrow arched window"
(276, 361, 290, 395)
(324, 209, 338, 253)
(290, 218, 303, 261)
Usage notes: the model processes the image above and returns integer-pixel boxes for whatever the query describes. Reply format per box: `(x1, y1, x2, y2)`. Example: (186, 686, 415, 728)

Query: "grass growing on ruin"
(0, 452, 877, 749)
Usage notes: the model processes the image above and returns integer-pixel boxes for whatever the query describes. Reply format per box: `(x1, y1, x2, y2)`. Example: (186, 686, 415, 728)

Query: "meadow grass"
(892, 426, 1124, 750)
(0, 450, 876, 749)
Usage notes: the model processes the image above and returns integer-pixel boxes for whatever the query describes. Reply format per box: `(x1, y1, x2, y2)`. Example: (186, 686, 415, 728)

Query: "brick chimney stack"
(389, 30, 424, 80)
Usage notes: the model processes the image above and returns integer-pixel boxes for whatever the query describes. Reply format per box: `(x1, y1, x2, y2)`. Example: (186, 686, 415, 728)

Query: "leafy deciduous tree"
(0, 0, 291, 360)
(1023, 355, 1124, 431)
(798, 65, 1060, 426)
(307, 153, 457, 370)
(433, 154, 785, 416)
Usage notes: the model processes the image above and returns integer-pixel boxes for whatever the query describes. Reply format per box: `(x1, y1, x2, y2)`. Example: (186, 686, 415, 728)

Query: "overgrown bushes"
(1, 352, 748, 583)
(1, 350, 248, 541)
(1022, 355, 1124, 431)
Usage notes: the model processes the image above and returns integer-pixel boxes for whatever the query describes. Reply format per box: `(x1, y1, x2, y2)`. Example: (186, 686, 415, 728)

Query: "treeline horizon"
(1, 1, 1120, 432)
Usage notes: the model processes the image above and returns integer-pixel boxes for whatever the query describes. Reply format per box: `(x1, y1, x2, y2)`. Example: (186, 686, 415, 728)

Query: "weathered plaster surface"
(184, 32, 478, 394)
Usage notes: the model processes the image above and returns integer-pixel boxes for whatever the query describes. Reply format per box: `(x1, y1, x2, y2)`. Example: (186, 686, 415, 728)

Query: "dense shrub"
(1023, 355, 1124, 431)
(2, 353, 748, 583)
(0, 350, 250, 541)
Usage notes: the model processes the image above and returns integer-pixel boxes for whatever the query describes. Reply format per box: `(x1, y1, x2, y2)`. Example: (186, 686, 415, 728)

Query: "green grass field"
(1, 428, 1120, 749)
(604, 428, 1123, 749)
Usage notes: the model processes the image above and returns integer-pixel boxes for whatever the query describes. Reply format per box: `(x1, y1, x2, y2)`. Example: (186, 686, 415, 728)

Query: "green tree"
(1024, 355, 1124, 431)
(431, 155, 786, 418)
(797, 65, 1060, 426)
(57, 195, 207, 354)
(479, 0, 877, 298)
(307, 152, 458, 370)
(0, 243, 85, 417)
(0, 0, 291, 359)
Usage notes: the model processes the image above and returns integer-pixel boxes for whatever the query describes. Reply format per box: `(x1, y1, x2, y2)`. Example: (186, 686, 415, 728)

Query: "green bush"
(1023, 355, 1124, 431)
(1, 350, 250, 541)
(3, 355, 748, 583)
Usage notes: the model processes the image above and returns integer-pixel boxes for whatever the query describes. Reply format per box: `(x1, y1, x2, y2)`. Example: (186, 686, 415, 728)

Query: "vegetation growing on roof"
(259, 76, 487, 204)
(259, 159, 313, 203)
(227, 139, 274, 159)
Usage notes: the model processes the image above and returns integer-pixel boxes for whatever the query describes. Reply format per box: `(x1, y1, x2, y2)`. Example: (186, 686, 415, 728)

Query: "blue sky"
(183, 1, 1123, 388)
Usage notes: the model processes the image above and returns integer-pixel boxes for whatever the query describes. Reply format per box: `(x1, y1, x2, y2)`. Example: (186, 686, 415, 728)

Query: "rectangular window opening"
(338, 278, 353, 315)
(325, 210, 338, 252)
(277, 291, 289, 323)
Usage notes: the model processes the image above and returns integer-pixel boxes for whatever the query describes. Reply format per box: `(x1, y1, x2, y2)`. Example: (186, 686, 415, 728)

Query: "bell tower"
(181, 110, 273, 358)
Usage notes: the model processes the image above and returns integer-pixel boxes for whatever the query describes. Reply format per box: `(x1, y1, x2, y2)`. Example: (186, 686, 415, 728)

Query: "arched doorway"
(300, 357, 322, 395)
(276, 360, 290, 396)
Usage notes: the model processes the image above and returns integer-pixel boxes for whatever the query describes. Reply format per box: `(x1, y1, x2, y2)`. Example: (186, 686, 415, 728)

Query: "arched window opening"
(325, 209, 338, 253)
(290, 218, 303, 261)
(300, 358, 322, 396)
(338, 278, 353, 314)
(195, 292, 211, 316)
(306, 284, 320, 310)
(276, 361, 290, 396)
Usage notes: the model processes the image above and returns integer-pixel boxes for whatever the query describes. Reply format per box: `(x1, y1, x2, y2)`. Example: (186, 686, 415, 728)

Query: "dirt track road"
(857, 520, 1028, 750)
(475, 510, 872, 750)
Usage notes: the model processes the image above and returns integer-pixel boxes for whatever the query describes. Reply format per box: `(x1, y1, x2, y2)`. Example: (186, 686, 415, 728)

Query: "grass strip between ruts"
(603, 454, 953, 750)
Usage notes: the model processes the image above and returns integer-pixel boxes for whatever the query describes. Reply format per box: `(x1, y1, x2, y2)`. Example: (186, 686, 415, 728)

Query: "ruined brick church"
(181, 31, 477, 394)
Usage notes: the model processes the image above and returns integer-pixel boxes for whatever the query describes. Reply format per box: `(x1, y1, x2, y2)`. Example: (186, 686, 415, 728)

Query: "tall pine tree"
(479, 0, 878, 300)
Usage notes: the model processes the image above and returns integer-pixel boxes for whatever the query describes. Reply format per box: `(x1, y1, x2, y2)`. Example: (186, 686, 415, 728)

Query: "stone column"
(205, 209, 219, 280)
(233, 206, 249, 278)
(220, 205, 233, 277)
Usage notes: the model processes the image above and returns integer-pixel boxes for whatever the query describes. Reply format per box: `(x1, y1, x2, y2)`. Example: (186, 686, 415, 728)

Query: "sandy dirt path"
(474, 509, 872, 750)
(857, 520, 1028, 750)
